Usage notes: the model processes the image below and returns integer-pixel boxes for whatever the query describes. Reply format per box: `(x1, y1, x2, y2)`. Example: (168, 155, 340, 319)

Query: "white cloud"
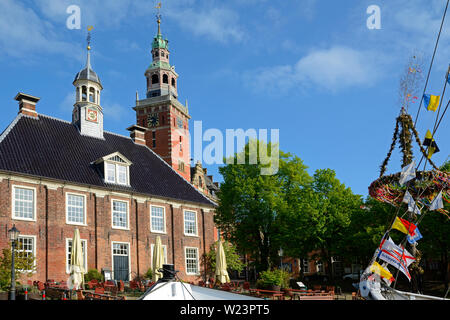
(0, 0, 80, 60)
(246, 46, 384, 93)
(35, 0, 246, 44)
(166, 7, 246, 44)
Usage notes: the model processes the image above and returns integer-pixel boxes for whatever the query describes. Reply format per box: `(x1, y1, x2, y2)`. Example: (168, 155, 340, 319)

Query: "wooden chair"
(243, 282, 250, 291)
(94, 287, 105, 294)
(129, 280, 139, 290)
(118, 280, 125, 292)
(76, 290, 85, 300)
(37, 281, 45, 292)
(220, 283, 231, 291)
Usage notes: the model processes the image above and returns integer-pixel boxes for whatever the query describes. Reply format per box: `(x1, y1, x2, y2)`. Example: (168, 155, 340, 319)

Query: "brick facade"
(0, 175, 215, 284)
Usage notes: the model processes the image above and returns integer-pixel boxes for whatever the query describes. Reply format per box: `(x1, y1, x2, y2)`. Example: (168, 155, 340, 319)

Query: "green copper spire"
(152, 13, 169, 50)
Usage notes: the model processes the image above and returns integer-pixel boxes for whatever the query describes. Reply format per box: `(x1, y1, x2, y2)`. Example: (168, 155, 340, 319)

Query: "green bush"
(84, 269, 104, 282)
(0, 247, 36, 292)
(144, 268, 153, 280)
(257, 269, 291, 289)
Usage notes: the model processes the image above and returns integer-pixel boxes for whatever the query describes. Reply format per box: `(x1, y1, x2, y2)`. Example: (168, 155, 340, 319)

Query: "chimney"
(127, 125, 147, 146)
(15, 92, 40, 118)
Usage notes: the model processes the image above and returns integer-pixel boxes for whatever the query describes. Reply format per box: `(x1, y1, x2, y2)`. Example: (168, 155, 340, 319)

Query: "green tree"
(0, 246, 36, 291)
(215, 140, 295, 272)
(309, 169, 363, 279)
(203, 241, 244, 280)
(342, 197, 396, 265)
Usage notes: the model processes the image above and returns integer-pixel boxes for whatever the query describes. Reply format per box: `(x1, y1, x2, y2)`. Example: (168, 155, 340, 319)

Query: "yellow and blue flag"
(423, 94, 440, 111)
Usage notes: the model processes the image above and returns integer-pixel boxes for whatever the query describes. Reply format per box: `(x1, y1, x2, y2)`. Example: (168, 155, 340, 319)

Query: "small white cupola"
(72, 30, 104, 139)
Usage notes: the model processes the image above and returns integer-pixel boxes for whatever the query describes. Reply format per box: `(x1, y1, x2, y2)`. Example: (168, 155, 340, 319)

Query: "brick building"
(0, 19, 217, 284)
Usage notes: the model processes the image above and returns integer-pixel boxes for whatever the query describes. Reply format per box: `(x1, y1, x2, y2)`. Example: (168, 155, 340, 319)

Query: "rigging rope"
(413, 0, 449, 127)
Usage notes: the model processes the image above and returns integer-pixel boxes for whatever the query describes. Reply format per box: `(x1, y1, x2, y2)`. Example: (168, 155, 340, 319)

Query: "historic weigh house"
(0, 18, 218, 283)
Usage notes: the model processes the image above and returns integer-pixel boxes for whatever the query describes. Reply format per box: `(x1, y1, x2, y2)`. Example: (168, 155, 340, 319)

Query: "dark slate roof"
(74, 67, 101, 85)
(0, 114, 215, 207)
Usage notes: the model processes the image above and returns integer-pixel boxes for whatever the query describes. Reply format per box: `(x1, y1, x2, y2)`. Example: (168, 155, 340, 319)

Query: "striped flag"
(423, 94, 440, 111)
(377, 237, 415, 281)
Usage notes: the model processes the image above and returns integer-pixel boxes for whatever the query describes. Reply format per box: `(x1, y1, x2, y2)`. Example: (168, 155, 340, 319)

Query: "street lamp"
(278, 248, 284, 269)
(8, 224, 20, 301)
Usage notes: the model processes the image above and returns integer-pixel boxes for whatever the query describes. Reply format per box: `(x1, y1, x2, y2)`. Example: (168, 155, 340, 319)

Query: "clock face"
(147, 113, 159, 127)
(86, 108, 98, 123)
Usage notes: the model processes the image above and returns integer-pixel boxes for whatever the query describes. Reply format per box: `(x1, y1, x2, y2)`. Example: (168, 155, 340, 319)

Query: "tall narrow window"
(303, 259, 310, 273)
(163, 74, 169, 84)
(82, 86, 87, 101)
(152, 131, 156, 148)
(17, 236, 36, 272)
(112, 200, 128, 229)
(66, 193, 86, 225)
(117, 165, 127, 185)
(151, 206, 165, 233)
(151, 74, 159, 84)
(89, 87, 95, 103)
(105, 162, 116, 183)
(184, 210, 197, 236)
(12, 186, 35, 221)
(66, 238, 87, 273)
(185, 247, 199, 274)
(179, 136, 183, 152)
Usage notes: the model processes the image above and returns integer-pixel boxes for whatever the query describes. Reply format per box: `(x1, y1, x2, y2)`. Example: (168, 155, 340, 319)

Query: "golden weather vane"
(87, 25, 94, 50)
(155, 2, 162, 34)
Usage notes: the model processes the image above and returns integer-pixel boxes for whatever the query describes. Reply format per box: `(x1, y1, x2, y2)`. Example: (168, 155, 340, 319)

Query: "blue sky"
(0, 0, 449, 197)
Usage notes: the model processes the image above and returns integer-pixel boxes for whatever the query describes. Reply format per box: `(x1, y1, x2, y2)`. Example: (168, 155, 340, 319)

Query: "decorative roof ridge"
(37, 113, 132, 141)
(0, 113, 24, 144)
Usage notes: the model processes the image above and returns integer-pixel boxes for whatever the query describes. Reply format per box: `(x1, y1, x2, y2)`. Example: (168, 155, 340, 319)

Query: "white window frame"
(105, 162, 116, 183)
(105, 162, 130, 186)
(150, 244, 168, 268)
(316, 261, 324, 273)
(66, 193, 87, 226)
(303, 259, 310, 274)
(184, 247, 199, 275)
(183, 210, 198, 237)
(17, 235, 37, 273)
(11, 185, 36, 222)
(111, 199, 129, 230)
(111, 241, 131, 281)
(65, 237, 88, 274)
(150, 205, 166, 234)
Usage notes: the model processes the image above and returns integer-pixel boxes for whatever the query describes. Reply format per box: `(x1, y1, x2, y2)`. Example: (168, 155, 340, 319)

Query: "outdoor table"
(292, 291, 334, 300)
(249, 289, 284, 300)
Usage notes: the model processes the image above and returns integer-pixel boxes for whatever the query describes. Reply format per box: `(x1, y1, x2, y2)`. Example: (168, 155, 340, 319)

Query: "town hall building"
(0, 18, 218, 284)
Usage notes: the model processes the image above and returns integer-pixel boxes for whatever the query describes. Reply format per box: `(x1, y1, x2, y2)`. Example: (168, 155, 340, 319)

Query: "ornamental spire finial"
(155, 2, 162, 35)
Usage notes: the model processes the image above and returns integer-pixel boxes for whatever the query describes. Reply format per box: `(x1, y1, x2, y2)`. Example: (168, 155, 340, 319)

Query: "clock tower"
(73, 32, 104, 140)
(133, 15, 191, 181)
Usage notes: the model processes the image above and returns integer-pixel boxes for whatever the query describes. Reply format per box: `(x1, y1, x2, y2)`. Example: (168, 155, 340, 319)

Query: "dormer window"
(95, 152, 132, 186)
